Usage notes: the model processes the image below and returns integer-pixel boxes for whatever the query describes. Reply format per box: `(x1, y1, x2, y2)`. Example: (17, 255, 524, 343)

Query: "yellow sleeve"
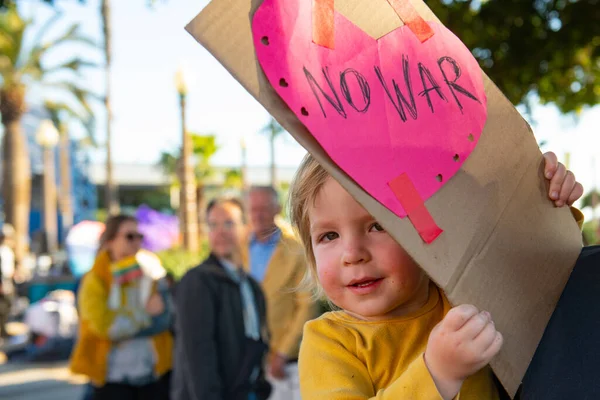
(78, 273, 117, 338)
(299, 319, 443, 400)
(570, 207, 584, 230)
(276, 252, 319, 358)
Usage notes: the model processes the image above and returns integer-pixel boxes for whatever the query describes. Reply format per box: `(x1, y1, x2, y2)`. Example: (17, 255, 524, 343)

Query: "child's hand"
(543, 152, 584, 207)
(424, 305, 503, 400)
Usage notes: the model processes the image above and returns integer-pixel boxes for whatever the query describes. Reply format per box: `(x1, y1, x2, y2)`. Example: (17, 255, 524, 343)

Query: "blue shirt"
(249, 228, 281, 282)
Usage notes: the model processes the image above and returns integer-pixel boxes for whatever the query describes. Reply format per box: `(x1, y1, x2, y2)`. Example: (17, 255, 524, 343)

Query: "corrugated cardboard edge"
(184, 0, 582, 395)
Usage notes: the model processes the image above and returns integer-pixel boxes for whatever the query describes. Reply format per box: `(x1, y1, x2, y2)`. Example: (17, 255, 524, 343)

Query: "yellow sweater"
(69, 251, 173, 386)
(299, 283, 498, 399)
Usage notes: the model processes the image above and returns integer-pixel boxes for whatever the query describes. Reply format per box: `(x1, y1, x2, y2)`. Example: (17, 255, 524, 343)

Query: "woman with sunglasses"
(70, 215, 174, 400)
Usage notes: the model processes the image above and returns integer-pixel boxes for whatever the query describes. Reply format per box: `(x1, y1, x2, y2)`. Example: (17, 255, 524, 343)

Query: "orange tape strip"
(388, 173, 443, 244)
(386, 0, 434, 43)
(313, 0, 335, 49)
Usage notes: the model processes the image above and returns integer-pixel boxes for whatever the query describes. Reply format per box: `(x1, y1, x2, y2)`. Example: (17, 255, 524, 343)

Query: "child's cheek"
(315, 255, 342, 299)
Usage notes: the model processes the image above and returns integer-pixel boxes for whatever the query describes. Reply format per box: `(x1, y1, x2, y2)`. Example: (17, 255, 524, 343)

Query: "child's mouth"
(347, 278, 384, 294)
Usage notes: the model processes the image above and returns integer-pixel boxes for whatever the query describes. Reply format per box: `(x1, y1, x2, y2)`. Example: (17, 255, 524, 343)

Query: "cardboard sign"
(185, 0, 582, 395)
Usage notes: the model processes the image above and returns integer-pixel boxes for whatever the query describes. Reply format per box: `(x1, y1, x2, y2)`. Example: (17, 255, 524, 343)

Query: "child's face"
(309, 178, 429, 320)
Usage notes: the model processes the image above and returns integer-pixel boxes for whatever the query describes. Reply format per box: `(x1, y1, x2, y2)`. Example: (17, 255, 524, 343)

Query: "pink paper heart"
(252, 0, 487, 242)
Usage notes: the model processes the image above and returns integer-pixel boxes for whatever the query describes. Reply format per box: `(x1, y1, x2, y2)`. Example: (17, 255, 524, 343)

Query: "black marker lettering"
(303, 66, 347, 119)
(375, 55, 417, 122)
(340, 68, 371, 113)
(438, 56, 480, 113)
(418, 62, 447, 113)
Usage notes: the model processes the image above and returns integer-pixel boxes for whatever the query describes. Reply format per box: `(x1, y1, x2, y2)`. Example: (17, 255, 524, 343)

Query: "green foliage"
(582, 219, 599, 245)
(158, 150, 178, 181)
(157, 242, 209, 280)
(191, 133, 219, 181)
(428, 0, 599, 113)
(581, 190, 600, 210)
(157, 133, 219, 184)
(223, 168, 243, 189)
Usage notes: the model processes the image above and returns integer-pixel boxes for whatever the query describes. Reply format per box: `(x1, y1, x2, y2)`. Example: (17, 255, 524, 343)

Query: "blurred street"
(0, 361, 87, 400)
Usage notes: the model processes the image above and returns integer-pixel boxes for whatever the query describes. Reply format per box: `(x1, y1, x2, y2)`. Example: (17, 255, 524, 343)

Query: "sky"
(20, 0, 308, 168)
(14, 0, 600, 216)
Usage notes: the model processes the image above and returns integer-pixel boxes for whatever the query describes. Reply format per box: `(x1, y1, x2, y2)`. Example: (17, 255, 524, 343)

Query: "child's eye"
(370, 223, 385, 232)
(319, 232, 339, 242)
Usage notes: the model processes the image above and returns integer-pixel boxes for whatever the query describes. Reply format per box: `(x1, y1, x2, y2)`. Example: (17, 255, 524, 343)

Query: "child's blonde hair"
(289, 153, 331, 299)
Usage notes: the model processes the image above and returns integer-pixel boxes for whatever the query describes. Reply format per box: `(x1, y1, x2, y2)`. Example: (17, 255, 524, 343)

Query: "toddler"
(290, 152, 582, 399)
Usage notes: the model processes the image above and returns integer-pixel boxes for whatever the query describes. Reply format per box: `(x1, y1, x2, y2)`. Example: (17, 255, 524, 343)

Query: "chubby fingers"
(443, 304, 480, 332)
(543, 152, 559, 180)
(566, 180, 584, 206)
(548, 163, 568, 203)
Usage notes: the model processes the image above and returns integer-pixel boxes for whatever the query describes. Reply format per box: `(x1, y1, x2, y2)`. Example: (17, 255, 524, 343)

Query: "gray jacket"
(171, 254, 270, 400)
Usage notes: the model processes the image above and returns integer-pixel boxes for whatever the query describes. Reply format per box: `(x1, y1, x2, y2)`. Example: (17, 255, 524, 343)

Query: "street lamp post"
(175, 68, 199, 252)
(36, 120, 60, 254)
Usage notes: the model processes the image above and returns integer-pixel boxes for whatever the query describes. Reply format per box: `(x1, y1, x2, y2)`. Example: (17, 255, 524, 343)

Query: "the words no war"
(303, 55, 482, 122)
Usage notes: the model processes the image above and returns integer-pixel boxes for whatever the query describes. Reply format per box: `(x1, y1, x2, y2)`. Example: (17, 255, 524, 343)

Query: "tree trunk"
(101, 0, 119, 215)
(270, 129, 277, 188)
(59, 126, 74, 237)
(1, 86, 30, 265)
(179, 95, 199, 252)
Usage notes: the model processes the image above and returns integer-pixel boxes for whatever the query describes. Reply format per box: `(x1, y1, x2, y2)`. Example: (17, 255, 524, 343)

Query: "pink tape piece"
(388, 173, 443, 243)
(386, 0, 434, 43)
(313, 0, 335, 48)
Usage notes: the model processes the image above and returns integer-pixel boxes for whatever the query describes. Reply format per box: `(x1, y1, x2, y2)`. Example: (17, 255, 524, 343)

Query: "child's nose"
(341, 237, 370, 266)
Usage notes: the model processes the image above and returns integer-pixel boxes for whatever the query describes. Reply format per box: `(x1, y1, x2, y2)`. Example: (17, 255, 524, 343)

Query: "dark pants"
(92, 372, 171, 400)
(518, 245, 600, 399)
(0, 292, 11, 337)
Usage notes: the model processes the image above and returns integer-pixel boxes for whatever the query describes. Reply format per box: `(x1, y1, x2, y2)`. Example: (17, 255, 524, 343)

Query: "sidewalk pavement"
(0, 361, 86, 400)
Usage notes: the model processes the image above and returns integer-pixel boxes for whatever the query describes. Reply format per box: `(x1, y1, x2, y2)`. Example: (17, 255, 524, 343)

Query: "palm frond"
(28, 8, 63, 56)
(24, 23, 99, 74)
(259, 118, 285, 137)
(0, 29, 15, 64)
(157, 150, 180, 178)
(44, 58, 101, 76)
(190, 133, 219, 159)
(45, 99, 86, 124)
(43, 81, 97, 115)
(0, 6, 27, 68)
(44, 99, 97, 145)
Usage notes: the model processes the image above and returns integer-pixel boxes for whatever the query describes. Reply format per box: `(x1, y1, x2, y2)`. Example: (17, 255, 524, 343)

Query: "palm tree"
(0, 6, 99, 261)
(260, 117, 285, 188)
(100, 0, 119, 214)
(157, 133, 219, 237)
(191, 134, 218, 235)
(45, 100, 95, 239)
(223, 168, 243, 190)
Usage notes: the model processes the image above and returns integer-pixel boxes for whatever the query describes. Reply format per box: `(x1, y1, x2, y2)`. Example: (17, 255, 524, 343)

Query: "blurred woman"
(70, 215, 173, 400)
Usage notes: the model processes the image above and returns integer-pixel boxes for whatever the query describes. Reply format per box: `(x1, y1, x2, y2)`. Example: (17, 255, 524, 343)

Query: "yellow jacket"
(69, 251, 173, 386)
(248, 226, 319, 360)
(299, 283, 499, 399)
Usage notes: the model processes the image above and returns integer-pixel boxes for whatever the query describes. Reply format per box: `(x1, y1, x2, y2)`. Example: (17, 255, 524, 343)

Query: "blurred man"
(247, 186, 318, 400)
(172, 197, 271, 400)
